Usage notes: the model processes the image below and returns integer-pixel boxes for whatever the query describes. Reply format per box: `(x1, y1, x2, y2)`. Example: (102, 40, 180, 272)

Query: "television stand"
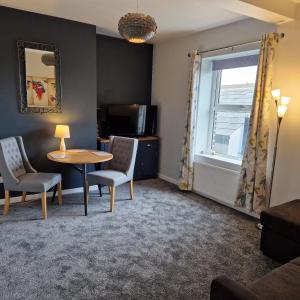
(97, 136, 159, 181)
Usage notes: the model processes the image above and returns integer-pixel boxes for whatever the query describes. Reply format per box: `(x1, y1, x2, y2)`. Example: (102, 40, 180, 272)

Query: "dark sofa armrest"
(210, 276, 261, 300)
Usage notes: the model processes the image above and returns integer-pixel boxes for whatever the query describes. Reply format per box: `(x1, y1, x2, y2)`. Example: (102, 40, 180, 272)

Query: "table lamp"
(55, 125, 70, 152)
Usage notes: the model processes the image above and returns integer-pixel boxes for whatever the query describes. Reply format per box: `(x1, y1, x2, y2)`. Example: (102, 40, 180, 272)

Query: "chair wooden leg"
(57, 182, 63, 206)
(21, 192, 27, 203)
(108, 186, 111, 194)
(41, 192, 47, 220)
(129, 180, 134, 200)
(110, 187, 115, 212)
(3, 190, 10, 215)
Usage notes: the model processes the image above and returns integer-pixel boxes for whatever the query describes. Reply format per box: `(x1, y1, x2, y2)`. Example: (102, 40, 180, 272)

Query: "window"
(196, 50, 259, 163)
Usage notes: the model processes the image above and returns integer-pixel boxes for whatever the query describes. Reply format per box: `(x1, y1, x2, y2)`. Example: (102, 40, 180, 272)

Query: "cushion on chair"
(248, 259, 300, 300)
(260, 199, 300, 244)
(88, 170, 129, 187)
(110, 138, 135, 173)
(17, 172, 61, 193)
(291, 256, 300, 267)
(0, 137, 26, 178)
(210, 276, 261, 300)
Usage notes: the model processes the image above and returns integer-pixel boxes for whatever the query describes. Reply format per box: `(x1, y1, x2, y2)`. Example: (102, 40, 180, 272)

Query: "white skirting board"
(193, 187, 259, 219)
(158, 173, 179, 185)
(158, 173, 258, 219)
(0, 185, 99, 206)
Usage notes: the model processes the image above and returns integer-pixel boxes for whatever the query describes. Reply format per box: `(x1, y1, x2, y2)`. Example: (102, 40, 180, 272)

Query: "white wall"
(152, 18, 276, 204)
(271, 3, 300, 206)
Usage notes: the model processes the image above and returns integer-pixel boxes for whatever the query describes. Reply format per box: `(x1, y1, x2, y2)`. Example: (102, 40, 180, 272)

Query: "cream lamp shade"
(55, 125, 70, 152)
(280, 96, 290, 105)
(277, 96, 290, 119)
(277, 105, 288, 118)
(271, 89, 281, 102)
(272, 90, 290, 120)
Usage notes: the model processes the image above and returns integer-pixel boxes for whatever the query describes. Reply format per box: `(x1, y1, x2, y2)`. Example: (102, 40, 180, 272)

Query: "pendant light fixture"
(118, 0, 157, 44)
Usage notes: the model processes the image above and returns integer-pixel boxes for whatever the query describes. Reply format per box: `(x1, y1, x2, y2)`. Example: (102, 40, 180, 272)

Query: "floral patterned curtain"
(179, 51, 201, 191)
(235, 33, 280, 214)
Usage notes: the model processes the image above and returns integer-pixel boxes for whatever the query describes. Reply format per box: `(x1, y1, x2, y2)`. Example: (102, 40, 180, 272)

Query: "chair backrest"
(0, 137, 26, 179)
(0, 136, 37, 190)
(109, 136, 138, 177)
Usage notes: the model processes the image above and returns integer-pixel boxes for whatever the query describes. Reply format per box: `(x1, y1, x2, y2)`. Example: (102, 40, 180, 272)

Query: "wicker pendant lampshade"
(118, 1, 157, 43)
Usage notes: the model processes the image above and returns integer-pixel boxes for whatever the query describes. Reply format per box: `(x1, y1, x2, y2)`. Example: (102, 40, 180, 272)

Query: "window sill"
(194, 153, 241, 172)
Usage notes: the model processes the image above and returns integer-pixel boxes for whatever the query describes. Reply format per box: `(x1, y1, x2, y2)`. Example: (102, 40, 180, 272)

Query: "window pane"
(211, 111, 250, 158)
(218, 66, 257, 106)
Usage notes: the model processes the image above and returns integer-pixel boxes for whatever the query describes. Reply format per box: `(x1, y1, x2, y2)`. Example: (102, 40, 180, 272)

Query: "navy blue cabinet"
(97, 136, 159, 181)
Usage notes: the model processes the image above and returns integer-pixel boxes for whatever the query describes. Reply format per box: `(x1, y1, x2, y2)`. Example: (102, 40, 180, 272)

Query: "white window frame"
(207, 69, 253, 160)
(195, 46, 260, 169)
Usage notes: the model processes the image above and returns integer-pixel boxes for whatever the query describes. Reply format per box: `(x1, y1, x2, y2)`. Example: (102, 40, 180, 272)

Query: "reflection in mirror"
(25, 49, 57, 108)
(17, 40, 61, 113)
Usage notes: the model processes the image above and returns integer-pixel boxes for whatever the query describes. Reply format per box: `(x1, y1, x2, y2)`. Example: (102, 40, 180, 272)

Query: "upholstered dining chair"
(0, 136, 62, 219)
(87, 136, 138, 212)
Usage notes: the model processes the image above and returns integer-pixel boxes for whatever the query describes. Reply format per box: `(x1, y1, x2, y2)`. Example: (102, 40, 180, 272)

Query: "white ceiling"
(0, 0, 246, 43)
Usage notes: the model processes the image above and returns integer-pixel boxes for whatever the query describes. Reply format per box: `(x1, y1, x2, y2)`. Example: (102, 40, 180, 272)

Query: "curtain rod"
(187, 32, 285, 57)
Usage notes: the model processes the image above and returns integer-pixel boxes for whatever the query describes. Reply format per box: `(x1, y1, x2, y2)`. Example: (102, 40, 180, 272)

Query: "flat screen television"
(97, 104, 157, 137)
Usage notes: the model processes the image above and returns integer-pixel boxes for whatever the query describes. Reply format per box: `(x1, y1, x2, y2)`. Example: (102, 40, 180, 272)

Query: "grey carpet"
(0, 179, 278, 300)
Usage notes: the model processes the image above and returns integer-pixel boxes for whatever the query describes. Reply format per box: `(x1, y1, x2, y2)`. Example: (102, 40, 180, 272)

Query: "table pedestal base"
(70, 164, 88, 216)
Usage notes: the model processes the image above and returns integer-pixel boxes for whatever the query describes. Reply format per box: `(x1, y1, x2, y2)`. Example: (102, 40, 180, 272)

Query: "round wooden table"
(47, 149, 113, 216)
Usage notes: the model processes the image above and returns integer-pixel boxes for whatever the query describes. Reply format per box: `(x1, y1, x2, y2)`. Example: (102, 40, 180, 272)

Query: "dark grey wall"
(97, 34, 153, 106)
(0, 6, 97, 194)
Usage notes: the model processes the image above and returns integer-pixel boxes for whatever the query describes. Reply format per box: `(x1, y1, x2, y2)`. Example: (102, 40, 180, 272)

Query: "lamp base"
(60, 138, 66, 152)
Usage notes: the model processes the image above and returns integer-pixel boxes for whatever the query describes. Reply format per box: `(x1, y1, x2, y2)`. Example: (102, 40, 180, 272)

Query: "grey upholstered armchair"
(0, 136, 62, 219)
(87, 136, 138, 212)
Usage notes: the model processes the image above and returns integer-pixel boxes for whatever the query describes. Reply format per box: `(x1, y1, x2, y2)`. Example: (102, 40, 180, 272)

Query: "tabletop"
(47, 149, 113, 165)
